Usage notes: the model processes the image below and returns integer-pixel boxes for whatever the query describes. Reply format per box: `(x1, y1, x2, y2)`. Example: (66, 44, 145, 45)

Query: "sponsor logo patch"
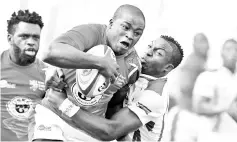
(37, 125, 52, 131)
(0, 80, 16, 88)
(29, 80, 45, 91)
(7, 97, 34, 120)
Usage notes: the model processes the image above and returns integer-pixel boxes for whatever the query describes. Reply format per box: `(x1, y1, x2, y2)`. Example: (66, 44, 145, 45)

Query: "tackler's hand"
(45, 88, 67, 108)
(44, 67, 67, 91)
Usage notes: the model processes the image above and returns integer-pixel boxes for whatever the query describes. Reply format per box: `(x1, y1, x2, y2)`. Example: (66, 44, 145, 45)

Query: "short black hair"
(7, 9, 44, 34)
(112, 4, 145, 23)
(161, 35, 184, 68)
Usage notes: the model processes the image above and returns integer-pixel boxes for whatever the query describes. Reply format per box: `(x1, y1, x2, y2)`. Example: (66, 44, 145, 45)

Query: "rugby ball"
(76, 45, 116, 97)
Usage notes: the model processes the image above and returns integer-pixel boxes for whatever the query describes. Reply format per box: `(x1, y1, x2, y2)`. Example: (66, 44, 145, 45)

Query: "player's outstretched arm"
(70, 89, 163, 141)
(73, 106, 142, 141)
(45, 89, 142, 141)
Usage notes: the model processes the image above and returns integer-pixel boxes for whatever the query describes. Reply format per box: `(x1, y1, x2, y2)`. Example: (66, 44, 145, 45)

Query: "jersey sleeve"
(127, 90, 165, 125)
(54, 24, 103, 51)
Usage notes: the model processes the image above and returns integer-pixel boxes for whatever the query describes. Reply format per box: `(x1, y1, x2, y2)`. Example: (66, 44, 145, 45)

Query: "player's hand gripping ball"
(76, 45, 116, 97)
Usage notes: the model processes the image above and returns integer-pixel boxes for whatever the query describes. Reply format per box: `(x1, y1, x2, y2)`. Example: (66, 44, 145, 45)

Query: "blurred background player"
(167, 33, 209, 142)
(228, 96, 237, 123)
(0, 10, 46, 141)
(31, 4, 145, 141)
(42, 35, 183, 141)
(192, 39, 237, 141)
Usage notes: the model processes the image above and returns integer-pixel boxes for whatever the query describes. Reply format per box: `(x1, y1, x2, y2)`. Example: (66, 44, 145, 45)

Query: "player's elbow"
(41, 42, 58, 64)
(98, 124, 120, 141)
(99, 134, 115, 141)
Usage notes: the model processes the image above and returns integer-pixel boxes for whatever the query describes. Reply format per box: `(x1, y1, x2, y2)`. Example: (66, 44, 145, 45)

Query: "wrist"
(49, 88, 66, 108)
(58, 98, 80, 117)
(92, 56, 104, 70)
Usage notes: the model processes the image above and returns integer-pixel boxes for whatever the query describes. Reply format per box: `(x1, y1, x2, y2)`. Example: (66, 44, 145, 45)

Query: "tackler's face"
(141, 38, 173, 76)
(107, 11, 145, 56)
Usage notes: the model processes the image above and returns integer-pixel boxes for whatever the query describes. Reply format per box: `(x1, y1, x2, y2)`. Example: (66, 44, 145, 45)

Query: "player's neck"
(223, 63, 236, 74)
(9, 50, 33, 66)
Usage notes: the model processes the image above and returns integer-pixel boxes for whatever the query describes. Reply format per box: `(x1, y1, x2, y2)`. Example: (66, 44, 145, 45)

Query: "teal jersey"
(41, 24, 141, 130)
(1, 50, 46, 141)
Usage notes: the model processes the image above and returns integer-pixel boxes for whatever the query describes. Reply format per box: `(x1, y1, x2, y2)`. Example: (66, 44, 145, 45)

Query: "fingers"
(110, 74, 116, 84)
(56, 68, 65, 80)
(114, 64, 120, 77)
(110, 63, 120, 84)
(45, 78, 67, 91)
(45, 67, 67, 91)
(103, 70, 117, 84)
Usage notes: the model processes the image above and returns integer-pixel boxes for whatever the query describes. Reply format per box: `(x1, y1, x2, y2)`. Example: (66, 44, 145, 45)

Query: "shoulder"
(35, 58, 48, 69)
(34, 58, 48, 76)
(125, 48, 141, 84)
(124, 48, 141, 67)
(1, 50, 8, 58)
(195, 70, 217, 85)
(196, 69, 223, 86)
(197, 70, 216, 81)
(71, 24, 106, 34)
(193, 70, 217, 97)
(136, 90, 166, 112)
(1, 49, 8, 57)
(147, 78, 167, 95)
(1, 50, 9, 65)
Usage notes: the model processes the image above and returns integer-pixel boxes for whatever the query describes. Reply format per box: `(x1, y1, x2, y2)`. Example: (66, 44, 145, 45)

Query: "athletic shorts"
(30, 104, 100, 142)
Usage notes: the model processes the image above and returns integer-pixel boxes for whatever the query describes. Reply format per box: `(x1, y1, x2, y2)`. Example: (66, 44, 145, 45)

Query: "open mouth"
(120, 41, 130, 49)
(140, 57, 148, 68)
(25, 49, 36, 56)
(140, 57, 147, 63)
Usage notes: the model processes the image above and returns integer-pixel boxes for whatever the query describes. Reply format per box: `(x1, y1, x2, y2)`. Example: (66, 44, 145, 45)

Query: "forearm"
(70, 107, 141, 141)
(42, 42, 102, 69)
(71, 109, 122, 141)
(49, 90, 139, 141)
(106, 103, 123, 119)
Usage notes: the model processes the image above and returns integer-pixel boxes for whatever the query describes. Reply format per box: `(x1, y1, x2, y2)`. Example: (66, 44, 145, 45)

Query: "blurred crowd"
(166, 33, 237, 142)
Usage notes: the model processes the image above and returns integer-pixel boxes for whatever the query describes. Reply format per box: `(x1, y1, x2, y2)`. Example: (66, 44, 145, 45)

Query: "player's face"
(8, 21, 41, 65)
(222, 41, 237, 67)
(141, 38, 173, 76)
(107, 12, 145, 56)
(193, 34, 209, 56)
